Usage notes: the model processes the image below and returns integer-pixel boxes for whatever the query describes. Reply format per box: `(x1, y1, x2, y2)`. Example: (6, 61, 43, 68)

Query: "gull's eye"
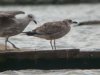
(28, 15, 33, 18)
(68, 20, 72, 23)
(29, 16, 32, 18)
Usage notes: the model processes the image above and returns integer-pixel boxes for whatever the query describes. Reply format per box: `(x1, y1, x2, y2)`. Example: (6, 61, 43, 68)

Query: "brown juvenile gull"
(23, 19, 77, 50)
(0, 11, 37, 50)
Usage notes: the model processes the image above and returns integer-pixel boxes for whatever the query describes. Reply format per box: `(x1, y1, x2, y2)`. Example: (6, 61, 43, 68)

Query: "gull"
(23, 19, 77, 50)
(0, 11, 37, 50)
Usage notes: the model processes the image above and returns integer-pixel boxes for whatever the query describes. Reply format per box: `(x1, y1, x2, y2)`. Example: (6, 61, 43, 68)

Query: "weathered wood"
(1, 49, 100, 59)
(0, 49, 100, 71)
(0, 49, 79, 59)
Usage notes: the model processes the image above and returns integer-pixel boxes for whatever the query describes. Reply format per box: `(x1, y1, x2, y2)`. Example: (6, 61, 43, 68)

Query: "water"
(0, 4, 100, 74)
(0, 69, 100, 75)
(0, 4, 100, 51)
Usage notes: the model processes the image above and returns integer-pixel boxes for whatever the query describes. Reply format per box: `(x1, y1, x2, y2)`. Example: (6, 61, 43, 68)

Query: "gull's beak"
(73, 21, 78, 24)
(33, 20, 37, 24)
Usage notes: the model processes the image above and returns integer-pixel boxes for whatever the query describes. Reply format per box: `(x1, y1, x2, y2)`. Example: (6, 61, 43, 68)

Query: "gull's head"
(28, 14, 37, 24)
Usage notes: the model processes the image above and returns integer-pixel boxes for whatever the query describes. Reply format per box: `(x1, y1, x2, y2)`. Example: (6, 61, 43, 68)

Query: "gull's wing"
(0, 11, 25, 18)
(33, 22, 65, 35)
(0, 13, 14, 18)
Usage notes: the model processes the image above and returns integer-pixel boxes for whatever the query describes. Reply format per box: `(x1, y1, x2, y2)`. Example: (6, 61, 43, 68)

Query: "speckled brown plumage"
(24, 19, 77, 50)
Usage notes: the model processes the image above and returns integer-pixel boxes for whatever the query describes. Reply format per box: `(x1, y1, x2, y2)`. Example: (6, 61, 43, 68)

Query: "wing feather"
(0, 11, 25, 18)
(33, 22, 65, 35)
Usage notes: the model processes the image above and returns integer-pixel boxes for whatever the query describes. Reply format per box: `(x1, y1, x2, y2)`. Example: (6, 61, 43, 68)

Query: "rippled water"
(0, 4, 100, 51)
(1, 69, 100, 75)
(0, 4, 100, 74)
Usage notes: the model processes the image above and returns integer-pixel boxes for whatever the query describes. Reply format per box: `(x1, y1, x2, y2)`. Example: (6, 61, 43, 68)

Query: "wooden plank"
(1, 49, 100, 59)
(0, 49, 100, 71)
(0, 49, 79, 59)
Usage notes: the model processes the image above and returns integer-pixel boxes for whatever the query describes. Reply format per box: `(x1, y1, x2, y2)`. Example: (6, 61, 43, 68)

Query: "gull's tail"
(22, 31, 36, 36)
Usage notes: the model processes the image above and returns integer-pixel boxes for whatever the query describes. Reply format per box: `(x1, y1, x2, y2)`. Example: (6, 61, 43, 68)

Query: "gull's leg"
(50, 40, 53, 50)
(5, 37, 8, 50)
(7, 37, 19, 49)
(54, 40, 56, 50)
